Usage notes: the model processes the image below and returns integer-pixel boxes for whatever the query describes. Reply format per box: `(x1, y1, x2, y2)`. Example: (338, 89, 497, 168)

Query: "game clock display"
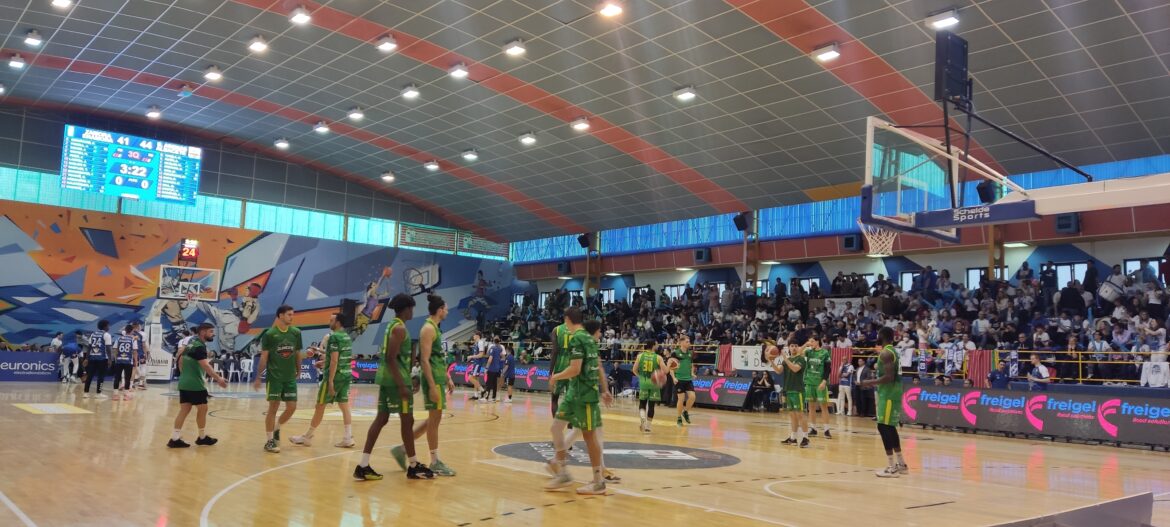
(60, 125, 202, 205)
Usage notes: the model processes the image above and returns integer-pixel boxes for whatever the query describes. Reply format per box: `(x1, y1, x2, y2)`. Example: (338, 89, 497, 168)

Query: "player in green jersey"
(860, 327, 908, 477)
(802, 336, 833, 440)
(773, 339, 811, 448)
(389, 294, 456, 477)
(354, 294, 434, 481)
(634, 340, 667, 433)
(547, 310, 582, 448)
(672, 334, 697, 427)
(290, 313, 356, 448)
(253, 304, 308, 453)
(167, 323, 227, 448)
(546, 317, 613, 495)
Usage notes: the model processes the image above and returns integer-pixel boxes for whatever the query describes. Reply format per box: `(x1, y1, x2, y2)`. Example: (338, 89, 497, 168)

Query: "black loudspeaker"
(577, 233, 592, 248)
(1055, 213, 1080, 234)
(976, 180, 997, 204)
(843, 234, 862, 252)
(934, 31, 969, 103)
(694, 247, 711, 264)
(338, 299, 359, 328)
(556, 261, 572, 274)
(733, 212, 748, 232)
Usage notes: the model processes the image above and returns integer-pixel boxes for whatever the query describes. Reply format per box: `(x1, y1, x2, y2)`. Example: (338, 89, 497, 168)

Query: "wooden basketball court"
(1, 383, 1167, 527)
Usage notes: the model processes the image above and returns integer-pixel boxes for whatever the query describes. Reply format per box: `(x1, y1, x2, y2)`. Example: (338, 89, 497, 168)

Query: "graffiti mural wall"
(0, 201, 522, 361)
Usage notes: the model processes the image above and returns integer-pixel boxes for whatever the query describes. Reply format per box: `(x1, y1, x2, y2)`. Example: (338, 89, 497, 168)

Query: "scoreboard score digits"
(60, 125, 202, 205)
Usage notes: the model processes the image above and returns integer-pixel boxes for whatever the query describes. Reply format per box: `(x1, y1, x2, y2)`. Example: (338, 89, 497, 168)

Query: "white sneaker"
(875, 466, 900, 478)
(544, 460, 562, 477)
(94, 393, 108, 400)
(289, 434, 312, 446)
(895, 463, 909, 475)
(576, 481, 607, 495)
(82, 393, 92, 399)
(544, 472, 574, 490)
(335, 438, 355, 448)
(504, 397, 513, 403)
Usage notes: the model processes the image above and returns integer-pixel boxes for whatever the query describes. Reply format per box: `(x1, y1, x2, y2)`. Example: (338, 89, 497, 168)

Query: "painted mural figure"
(355, 267, 393, 336)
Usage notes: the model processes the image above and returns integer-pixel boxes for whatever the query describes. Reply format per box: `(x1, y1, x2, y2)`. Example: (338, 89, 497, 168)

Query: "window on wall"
(512, 293, 524, 307)
(1053, 262, 1089, 288)
(899, 271, 919, 292)
(0, 167, 119, 212)
(121, 194, 243, 228)
(347, 216, 397, 247)
(794, 277, 820, 293)
(568, 290, 584, 306)
(628, 286, 650, 303)
(599, 288, 615, 305)
(664, 284, 687, 300)
(244, 201, 345, 240)
(539, 292, 552, 309)
(755, 279, 768, 296)
(1124, 258, 1166, 282)
(966, 267, 1007, 289)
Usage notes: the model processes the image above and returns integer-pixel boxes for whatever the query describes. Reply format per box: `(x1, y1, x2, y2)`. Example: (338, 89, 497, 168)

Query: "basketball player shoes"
(577, 481, 607, 495)
(430, 460, 456, 477)
(876, 466, 901, 478)
(406, 463, 435, 480)
(289, 434, 312, 447)
(353, 465, 384, 481)
(544, 471, 574, 491)
(335, 438, 356, 448)
(264, 438, 281, 453)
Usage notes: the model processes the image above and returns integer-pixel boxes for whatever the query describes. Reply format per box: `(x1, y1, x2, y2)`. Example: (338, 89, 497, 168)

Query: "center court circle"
(493, 441, 740, 470)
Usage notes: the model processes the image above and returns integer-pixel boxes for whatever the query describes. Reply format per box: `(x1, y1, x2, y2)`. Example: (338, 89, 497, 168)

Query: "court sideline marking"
(0, 489, 37, 527)
(764, 479, 964, 512)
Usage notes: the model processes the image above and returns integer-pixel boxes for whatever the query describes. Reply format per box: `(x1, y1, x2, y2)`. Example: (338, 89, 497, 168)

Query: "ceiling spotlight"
(380, 171, 395, 183)
(347, 106, 364, 121)
(812, 43, 840, 63)
(424, 160, 440, 171)
(401, 84, 419, 100)
(248, 35, 268, 53)
(461, 148, 478, 161)
(274, 137, 290, 150)
(50, 0, 71, 9)
(675, 267, 694, 272)
(449, 63, 469, 79)
(598, 2, 623, 17)
(0, 83, 5, 95)
(761, 260, 780, 265)
(557, 276, 572, 280)
(604, 272, 622, 277)
(313, 121, 330, 134)
(203, 65, 223, 81)
(376, 35, 397, 52)
(673, 86, 696, 102)
(177, 84, 193, 98)
(925, 9, 960, 30)
(1004, 242, 1029, 248)
(145, 105, 162, 120)
(504, 39, 526, 56)
(289, 6, 312, 25)
(24, 30, 43, 48)
(8, 54, 25, 69)
(570, 117, 590, 131)
(518, 132, 536, 146)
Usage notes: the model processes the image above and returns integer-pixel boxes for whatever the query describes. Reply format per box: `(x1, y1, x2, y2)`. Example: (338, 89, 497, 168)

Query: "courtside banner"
(692, 376, 752, 409)
(0, 352, 60, 381)
(901, 383, 1170, 447)
(446, 361, 552, 392)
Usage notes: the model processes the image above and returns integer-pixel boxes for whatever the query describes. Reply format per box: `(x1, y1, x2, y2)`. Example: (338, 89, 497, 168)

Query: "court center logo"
(960, 391, 980, 426)
(1026, 395, 1047, 431)
(493, 441, 740, 470)
(1097, 399, 1121, 438)
(902, 387, 921, 420)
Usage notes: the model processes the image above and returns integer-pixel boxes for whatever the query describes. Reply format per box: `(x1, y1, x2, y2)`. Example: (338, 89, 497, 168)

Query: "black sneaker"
(781, 438, 796, 445)
(808, 428, 818, 437)
(353, 465, 384, 481)
(407, 463, 435, 479)
(800, 438, 810, 448)
(683, 411, 691, 424)
(195, 435, 218, 446)
(823, 430, 832, 439)
(273, 429, 280, 441)
(167, 439, 190, 449)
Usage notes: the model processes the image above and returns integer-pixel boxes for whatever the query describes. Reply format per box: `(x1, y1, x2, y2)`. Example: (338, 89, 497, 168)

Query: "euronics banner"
(902, 384, 1170, 447)
(0, 352, 60, 381)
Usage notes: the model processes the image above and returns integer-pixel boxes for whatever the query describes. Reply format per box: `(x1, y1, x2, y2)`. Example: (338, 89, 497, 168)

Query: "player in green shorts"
(167, 323, 227, 448)
(773, 339, 810, 448)
(354, 294, 434, 481)
(547, 313, 582, 448)
(389, 294, 456, 477)
(860, 327, 908, 477)
(290, 312, 355, 449)
(546, 317, 612, 495)
(672, 334, 697, 427)
(802, 337, 833, 439)
(634, 340, 667, 433)
(253, 304, 307, 453)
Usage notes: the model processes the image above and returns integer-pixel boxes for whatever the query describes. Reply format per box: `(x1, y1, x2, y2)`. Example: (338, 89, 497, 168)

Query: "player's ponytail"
(427, 294, 446, 315)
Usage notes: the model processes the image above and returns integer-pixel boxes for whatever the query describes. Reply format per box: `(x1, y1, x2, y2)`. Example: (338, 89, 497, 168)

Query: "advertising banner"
(728, 345, 769, 371)
(144, 323, 172, 382)
(902, 383, 1170, 447)
(692, 376, 753, 409)
(446, 361, 552, 392)
(0, 352, 60, 382)
(353, 359, 378, 383)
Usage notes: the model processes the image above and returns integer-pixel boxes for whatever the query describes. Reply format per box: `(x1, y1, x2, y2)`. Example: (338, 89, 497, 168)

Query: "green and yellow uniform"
(261, 325, 303, 401)
(635, 350, 661, 401)
(177, 339, 208, 392)
(783, 354, 807, 411)
(803, 348, 831, 404)
(316, 329, 353, 405)
(876, 345, 903, 426)
(673, 349, 694, 382)
(375, 318, 413, 414)
(555, 329, 602, 431)
(422, 318, 447, 410)
(551, 324, 572, 396)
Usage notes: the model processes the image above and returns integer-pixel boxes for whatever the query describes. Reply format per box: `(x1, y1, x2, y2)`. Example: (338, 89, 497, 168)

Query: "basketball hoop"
(857, 219, 897, 257)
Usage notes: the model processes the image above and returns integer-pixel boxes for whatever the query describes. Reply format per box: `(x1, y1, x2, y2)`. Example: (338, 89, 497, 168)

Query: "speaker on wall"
(577, 233, 592, 248)
(1055, 213, 1080, 234)
(842, 234, 862, 252)
(338, 299, 359, 328)
(976, 180, 997, 204)
(732, 212, 748, 232)
(556, 261, 572, 274)
(694, 247, 711, 264)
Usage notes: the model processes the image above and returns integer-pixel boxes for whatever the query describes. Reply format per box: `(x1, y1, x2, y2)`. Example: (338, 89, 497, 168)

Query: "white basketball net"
(857, 219, 897, 257)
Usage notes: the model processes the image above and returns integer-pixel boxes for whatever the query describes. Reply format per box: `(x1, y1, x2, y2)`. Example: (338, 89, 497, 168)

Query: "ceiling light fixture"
(504, 38, 526, 56)
(376, 35, 397, 52)
(248, 35, 268, 53)
(0, 83, 6, 95)
(289, 6, 312, 25)
(812, 43, 840, 62)
(761, 260, 780, 265)
(448, 63, 469, 79)
(203, 65, 223, 81)
(570, 117, 590, 131)
(925, 9, 960, 30)
(274, 137, 290, 150)
(461, 148, 478, 161)
(177, 84, 193, 98)
(24, 30, 43, 48)
(347, 106, 364, 121)
(8, 54, 25, 69)
(598, 2, 623, 17)
(1004, 242, 1030, 248)
(518, 132, 536, 146)
(673, 86, 696, 102)
(557, 276, 572, 280)
(313, 121, 330, 134)
(605, 272, 622, 277)
(401, 84, 420, 100)
(381, 171, 395, 183)
(50, 0, 71, 9)
(866, 254, 886, 259)
(676, 267, 694, 272)
(145, 105, 162, 120)
(424, 160, 439, 171)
